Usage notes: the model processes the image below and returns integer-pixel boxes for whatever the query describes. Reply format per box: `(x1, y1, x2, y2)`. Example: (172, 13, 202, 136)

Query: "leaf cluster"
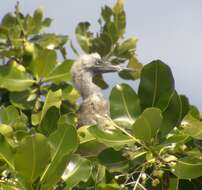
(0, 1, 202, 190)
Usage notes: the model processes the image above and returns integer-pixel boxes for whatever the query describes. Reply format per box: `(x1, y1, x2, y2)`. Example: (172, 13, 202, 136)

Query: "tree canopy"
(0, 1, 202, 190)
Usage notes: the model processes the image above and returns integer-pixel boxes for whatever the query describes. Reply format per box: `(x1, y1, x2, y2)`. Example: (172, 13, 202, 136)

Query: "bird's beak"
(93, 60, 134, 73)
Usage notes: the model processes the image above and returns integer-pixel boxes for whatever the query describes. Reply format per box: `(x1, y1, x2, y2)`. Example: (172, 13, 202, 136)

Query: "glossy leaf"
(172, 156, 202, 179)
(14, 133, 51, 183)
(138, 60, 175, 110)
(110, 84, 141, 127)
(0, 61, 34, 92)
(160, 91, 189, 136)
(43, 60, 73, 83)
(40, 123, 78, 190)
(63, 154, 92, 190)
(131, 108, 162, 143)
(88, 125, 135, 148)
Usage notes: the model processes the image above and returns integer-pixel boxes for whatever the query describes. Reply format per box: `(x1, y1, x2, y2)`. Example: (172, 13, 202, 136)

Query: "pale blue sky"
(1, 0, 202, 109)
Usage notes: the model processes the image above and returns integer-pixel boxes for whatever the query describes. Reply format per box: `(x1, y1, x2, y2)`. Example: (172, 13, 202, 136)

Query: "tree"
(0, 1, 202, 189)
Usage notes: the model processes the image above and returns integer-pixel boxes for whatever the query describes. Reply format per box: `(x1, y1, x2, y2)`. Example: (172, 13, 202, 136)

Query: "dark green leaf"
(39, 107, 60, 136)
(138, 60, 175, 110)
(98, 148, 129, 172)
(10, 90, 35, 110)
(93, 74, 109, 89)
(110, 84, 141, 127)
(160, 91, 189, 136)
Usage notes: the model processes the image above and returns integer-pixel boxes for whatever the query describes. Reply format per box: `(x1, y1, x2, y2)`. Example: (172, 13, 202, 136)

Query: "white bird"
(71, 53, 125, 128)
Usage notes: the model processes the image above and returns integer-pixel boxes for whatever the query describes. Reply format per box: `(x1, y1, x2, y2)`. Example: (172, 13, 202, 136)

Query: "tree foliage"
(0, 1, 202, 190)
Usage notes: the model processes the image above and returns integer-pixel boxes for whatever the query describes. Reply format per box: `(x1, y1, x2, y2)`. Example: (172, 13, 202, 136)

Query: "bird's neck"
(74, 70, 103, 99)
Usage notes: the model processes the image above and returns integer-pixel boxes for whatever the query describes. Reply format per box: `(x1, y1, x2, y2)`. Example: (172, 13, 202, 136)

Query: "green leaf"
(167, 178, 179, 190)
(93, 74, 109, 89)
(14, 133, 51, 183)
(40, 123, 78, 190)
(181, 114, 202, 140)
(39, 107, 60, 136)
(112, 0, 126, 37)
(42, 60, 73, 83)
(30, 49, 57, 79)
(33, 7, 43, 24)
(98, 148, 128, 172)
(138, 60, 175, 111)
(0, 105, 27, 131)
(110, 84, 141, 127)
(0, 124, 13, 137)
(172, 156, 202, 179)
(31, 33, 68, 49)
(0, 134, 14, 169)
(160, 91, 189, 136)
(0, 61, 34, 92)
(101, 6, 113, 22)
(114, 37, 137, 58)
(88, 125, 135, 148)
(189, 105, 200, 119)
(10, 90, 35, 110)
(0, 105, 19, 125)
(63, 154, 92, 190)
(131, 108, 162, 143)
(41, 89, 62, 123)
(77, 126, 106, 156)
(75, 22, 93, 53)
(119, 56, 143, 80)
(62, 85, 80, 104)
(92, 33, 113, 57)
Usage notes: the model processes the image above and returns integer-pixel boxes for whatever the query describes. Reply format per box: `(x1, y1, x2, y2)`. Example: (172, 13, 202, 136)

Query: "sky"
(1, 0, 202, 109)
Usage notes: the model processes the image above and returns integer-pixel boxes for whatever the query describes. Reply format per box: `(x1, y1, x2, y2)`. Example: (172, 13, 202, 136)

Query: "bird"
(71, 53, 125, 128)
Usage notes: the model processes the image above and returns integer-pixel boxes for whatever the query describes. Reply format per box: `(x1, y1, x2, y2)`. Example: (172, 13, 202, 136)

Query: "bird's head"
(73, 53, 129, 75)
